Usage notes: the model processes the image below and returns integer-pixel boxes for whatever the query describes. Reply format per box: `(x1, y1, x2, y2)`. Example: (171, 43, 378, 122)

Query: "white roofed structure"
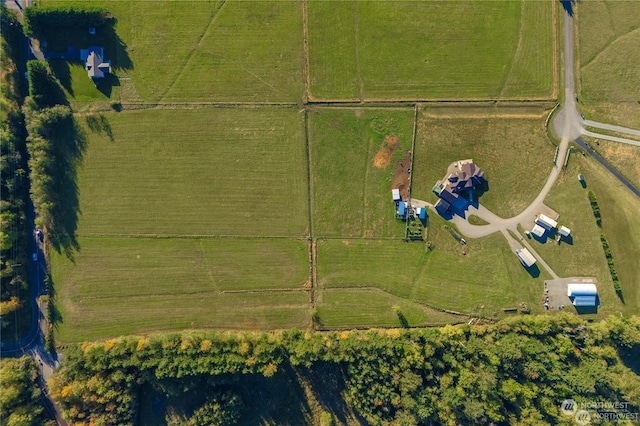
(567, 283, 597, 297)
(559, 226, 571, 237)
(515, 248, 536, 267)
(535, 213, 558, 230)
(392, 189, 401, 201)
(531, 224, 546, 238)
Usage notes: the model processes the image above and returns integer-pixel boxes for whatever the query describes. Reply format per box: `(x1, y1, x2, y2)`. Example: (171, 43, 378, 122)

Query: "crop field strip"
(576, 0, 640, 127)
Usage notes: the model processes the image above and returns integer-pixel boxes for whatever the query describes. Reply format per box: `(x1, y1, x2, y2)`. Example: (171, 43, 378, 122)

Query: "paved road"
(582, 129, 640, 147)
(584, 120, 640, 137)
(574, 137, 640, 197)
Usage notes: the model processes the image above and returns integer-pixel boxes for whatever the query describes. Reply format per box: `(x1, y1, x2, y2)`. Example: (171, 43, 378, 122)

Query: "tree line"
(49, 314, 640, 425)
(23, 5, 108, 39)
(0, 4, 31, 339)
(23, 60, 84, 257)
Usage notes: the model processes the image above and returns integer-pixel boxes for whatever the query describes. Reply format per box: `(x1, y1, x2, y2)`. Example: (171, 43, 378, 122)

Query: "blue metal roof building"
(573, 296, 597, 307)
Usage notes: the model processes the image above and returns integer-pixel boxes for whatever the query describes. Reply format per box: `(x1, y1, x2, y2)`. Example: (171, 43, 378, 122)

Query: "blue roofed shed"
(572, 295, 597, 307)
(398, 202, 406, 217)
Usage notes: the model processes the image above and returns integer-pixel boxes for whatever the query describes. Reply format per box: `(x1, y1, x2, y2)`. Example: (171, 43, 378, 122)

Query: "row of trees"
(23, 5, 108, 39)
(24, 60, 84, 257)
(0, 4, 31, 339)
(49, 314, 640, 425)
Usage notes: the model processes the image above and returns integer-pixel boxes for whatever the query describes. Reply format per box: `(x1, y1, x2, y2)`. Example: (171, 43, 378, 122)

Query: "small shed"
(559, 226, 571, 237)
(535, 213, 558, 230)
(515, 248, 536, 267)
(417, 207, 426, 220)
(392, 188, 401, 202)
(578, 174, 585, 182)
(531, 224, 546, 238)
(567, 283, 597, 297)
(398, 202, 406, 218)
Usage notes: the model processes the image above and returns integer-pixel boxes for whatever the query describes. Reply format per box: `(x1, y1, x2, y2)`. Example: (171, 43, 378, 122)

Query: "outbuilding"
(515, 248, 536, 267)
(559, 226, 571, 237)
(392, 188, 401, 202)
(531, 224, 546, 238)
(535, 213, 558, 230)
(398, 202, 406, 218)
(567, 283, 597, 297)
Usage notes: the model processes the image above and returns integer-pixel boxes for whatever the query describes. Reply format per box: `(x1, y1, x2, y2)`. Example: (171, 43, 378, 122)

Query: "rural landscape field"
(2, 0, 640, 424)
(37, 0, 639, 343)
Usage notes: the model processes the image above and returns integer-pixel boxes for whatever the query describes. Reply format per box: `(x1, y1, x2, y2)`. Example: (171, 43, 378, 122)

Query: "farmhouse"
(567, 283, 598, 307)
(515, 248, 536, 267)
(80, 46, 111, 79)
(433, 159, 485, 213)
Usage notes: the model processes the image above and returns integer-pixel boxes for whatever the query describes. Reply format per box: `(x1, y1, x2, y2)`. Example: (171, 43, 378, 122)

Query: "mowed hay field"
(411, 106, 555, 219)
(52, 237, 310, 342)
(577, 0, 640, 126)
(308, 108, 415, 238)
(43, 0, 304, 103)
(308, 1, 555, 100)
(315, 216, 546, 328)
(52, 107, 312, 341)
(77, 108, 308, 237)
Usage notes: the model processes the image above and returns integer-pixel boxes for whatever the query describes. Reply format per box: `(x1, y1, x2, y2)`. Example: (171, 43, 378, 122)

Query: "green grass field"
(52, 237, 311, 342)
(577, 0, 640, 127)
(309, 107, 414, 238)
(315, 214, 548, 326)
(587, 137, 640, 191)
(77, 108, 308, 237)
(411, 106, 555, 218)
(308, 1, 555, 100)
(43, 1, 304, 103)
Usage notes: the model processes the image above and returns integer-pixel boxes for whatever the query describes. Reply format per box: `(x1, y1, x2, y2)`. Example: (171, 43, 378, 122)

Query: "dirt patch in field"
(392, 150, 412, 200)
(373, 134, 400, 169)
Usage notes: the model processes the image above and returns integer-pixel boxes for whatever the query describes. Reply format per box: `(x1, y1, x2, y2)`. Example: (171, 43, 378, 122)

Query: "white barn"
(535, 213, 558, 230)
(515, 248, 536, 267)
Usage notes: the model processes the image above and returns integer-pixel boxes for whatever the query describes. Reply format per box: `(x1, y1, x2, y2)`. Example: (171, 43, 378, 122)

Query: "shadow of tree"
(45, 113, 86, 260)
(47, 59, 74, 97)
(85, 112, 114, 141)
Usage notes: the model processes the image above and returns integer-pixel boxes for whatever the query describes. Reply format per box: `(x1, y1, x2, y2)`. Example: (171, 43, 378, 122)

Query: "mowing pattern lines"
(158, 0, 227, 103)
(78, 109, 309, 237)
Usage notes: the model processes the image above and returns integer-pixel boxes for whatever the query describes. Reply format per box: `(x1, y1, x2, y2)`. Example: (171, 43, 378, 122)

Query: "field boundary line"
(302, 0, 311, 102)
(77, 233, 309, 240)
(158, 0, 227, 103)
(321, 286, 474, 319)
(497, 0, 525, 99)
(353, 0, 364, 102)
(75, 288, 308, 301)
(552, 0, 559, 99)
(361, 135, 373, 238)
(303, 109, 316, 309)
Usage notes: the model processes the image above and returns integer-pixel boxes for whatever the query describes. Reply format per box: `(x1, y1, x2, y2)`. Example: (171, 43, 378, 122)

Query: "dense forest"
(0, 356, 52, 425)
(50, 314, 640, 425)
(0, 4, 31, 341)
